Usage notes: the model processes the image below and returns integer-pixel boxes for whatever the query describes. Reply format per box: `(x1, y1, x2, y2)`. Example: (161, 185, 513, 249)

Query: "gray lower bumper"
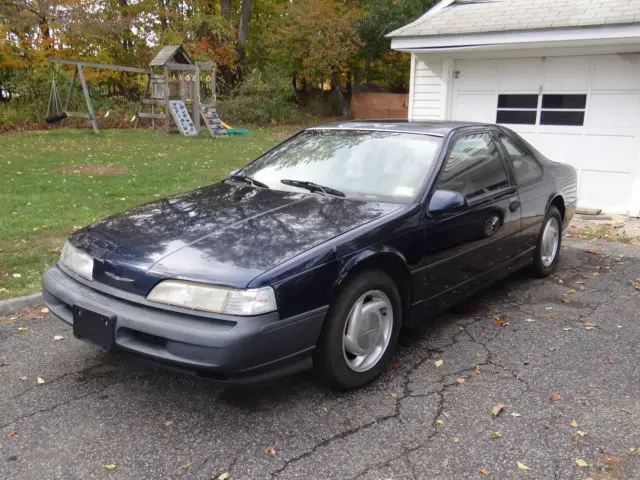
(42, 266, 327, 383)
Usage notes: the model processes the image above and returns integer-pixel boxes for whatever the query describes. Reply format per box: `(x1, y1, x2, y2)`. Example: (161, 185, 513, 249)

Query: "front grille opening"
(124, 328, 167, 348)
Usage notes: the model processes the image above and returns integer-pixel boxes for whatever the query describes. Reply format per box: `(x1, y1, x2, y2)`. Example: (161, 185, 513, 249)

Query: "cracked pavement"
(1, 239, 639, 480)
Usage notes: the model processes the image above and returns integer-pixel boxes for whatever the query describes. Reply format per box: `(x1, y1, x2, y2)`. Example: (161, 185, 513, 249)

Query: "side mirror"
(428, 189, 467, 215)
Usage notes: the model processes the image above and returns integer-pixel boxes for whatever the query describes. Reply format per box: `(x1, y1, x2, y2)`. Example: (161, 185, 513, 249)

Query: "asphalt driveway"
(1, 239, 639, 480)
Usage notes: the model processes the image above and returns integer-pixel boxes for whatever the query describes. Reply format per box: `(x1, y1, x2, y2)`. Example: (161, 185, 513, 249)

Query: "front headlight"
(146, 280, 277, 316)
(60, 242, 94, 281)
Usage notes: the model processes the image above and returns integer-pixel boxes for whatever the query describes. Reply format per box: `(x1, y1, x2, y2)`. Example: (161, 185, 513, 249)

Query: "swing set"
(44, 46, 247, 136)
(46, 58, 150, 134)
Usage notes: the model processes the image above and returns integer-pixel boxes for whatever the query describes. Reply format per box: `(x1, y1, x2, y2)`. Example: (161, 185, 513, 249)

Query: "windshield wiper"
(280, 179, 345, 198)
(226, 174, 269, 189)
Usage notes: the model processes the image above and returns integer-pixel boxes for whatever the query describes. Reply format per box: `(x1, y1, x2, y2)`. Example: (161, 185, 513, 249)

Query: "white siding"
(410, 55, 447, 121)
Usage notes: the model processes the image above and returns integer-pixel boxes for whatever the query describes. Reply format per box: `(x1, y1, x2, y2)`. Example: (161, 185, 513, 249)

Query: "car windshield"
(239, 130, 443, 203)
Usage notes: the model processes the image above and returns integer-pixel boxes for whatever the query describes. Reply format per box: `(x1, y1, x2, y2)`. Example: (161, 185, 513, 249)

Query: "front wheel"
(531, 206, 562, 277)
(314, 270, 402, 390)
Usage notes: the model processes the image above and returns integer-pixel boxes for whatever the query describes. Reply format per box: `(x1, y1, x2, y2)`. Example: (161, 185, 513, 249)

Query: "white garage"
(389, 0, 640, 215)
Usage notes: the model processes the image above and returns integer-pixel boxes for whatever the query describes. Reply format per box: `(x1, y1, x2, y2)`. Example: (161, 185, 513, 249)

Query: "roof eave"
(391, 23, 640, 51)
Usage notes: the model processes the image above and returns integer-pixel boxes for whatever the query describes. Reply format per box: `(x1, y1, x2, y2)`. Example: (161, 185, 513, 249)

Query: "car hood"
(70, 182, 399, 294)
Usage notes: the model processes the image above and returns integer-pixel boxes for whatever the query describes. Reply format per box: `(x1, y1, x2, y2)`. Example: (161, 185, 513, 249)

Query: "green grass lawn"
(0, 126, 302, 299)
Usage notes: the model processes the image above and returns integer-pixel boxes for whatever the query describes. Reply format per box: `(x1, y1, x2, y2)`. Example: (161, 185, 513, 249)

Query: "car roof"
(307, 120, 493, 137)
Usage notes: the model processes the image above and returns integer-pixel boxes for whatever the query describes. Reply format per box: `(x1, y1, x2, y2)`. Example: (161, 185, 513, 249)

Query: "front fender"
(336, 246, 408, 286)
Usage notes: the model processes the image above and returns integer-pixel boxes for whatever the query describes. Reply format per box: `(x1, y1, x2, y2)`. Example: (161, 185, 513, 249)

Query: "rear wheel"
(531, 206, 562, 277)
(314, 270, 401, 390)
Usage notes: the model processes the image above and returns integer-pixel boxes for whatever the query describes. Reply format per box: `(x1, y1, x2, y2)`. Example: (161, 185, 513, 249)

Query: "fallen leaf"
(545, 306, 553, 310)
(435, 419, 444, 425)
(550, 392, 561, 401)
(388, 362, 401, 370)
(510, 412, 522, 417)
(18, 327, 29, 332)
(561, 297, 570, 303)
(53, 335, 64, 341)
(492, 315, 508, 326)
(104, 464, 117, 470)
(454, 437, 460, 443)
(517, 462, 530, 471)
(16, 376, 26, 381)
(456, 377, 465, 384)
(585, 249, 600, 255)
(37, 376, 45, 384)
(609, 359, 615, 365)
(475, 365, 482, 374)
(390, 392, 397, 398)
(164, 420, 173, 426)
(8, 430, 16, 437)
(480, 468, 489, 475)
(40, 307, 49, 313)
(570, 419, 579, 428)
(492, 404, 505, 416)
(563, 327, 572, 331)
(265, 445, 276, 456)
(525, 318, 536, 323)
(575, 459, 589, 467)
(593, 272, 600, 276)
(577, 430, 586, 437)
(571, 435, 579, 442)
(217, 473, 230, 480)
(490, 431, 501, 439)
(434, 359, 444, 368)
(440, 457, 450, 469)
(181, 463, 191, 470)
(567, 289, 576, 294)
(604, 455, 622, 463)
(584, 322, 597, 330)
(12, 273, 21, 278)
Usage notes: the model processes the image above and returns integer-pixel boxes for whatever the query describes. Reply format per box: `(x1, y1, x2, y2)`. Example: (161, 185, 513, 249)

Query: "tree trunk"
(236, 0, 253, 61)
(119, 0, 133, 51)
(220, 0, 231, 21)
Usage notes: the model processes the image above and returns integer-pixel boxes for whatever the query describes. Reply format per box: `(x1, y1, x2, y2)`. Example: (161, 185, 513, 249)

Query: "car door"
(494, 128, 551, 254)
(420, 129, 523, 306)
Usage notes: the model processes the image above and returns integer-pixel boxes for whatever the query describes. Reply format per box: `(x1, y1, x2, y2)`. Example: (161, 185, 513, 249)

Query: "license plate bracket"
(72, 306, 115, 349)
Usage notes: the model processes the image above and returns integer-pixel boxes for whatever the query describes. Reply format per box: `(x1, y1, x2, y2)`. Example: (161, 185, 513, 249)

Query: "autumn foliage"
(0, 0, 437, 125)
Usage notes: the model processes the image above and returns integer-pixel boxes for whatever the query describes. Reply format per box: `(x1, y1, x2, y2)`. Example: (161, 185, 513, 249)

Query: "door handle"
(509, 201, 521, 212)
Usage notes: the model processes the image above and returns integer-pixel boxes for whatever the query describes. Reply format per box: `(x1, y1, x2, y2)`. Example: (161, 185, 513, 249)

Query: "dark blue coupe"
(42, 121, 577, 389)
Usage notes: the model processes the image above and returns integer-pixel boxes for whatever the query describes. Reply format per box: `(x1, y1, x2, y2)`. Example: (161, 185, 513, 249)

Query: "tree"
(355, 0, 436, 91)
(265, 0, 363, 91)
(236, 0, 252, 61)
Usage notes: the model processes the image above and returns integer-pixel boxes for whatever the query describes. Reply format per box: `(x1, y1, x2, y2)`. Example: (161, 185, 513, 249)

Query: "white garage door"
(451, 54, 640, 213)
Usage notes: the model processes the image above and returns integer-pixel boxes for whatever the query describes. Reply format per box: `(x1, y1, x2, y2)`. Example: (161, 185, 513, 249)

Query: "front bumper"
(42, 265, 327, 383)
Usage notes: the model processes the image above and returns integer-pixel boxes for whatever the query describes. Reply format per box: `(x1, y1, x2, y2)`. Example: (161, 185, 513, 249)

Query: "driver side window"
(438, 132, 509, 200)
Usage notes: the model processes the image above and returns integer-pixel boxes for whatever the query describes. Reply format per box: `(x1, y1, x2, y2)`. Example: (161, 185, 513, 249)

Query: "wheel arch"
(334, 247, 412, 322)
(548, 194, 566, 222)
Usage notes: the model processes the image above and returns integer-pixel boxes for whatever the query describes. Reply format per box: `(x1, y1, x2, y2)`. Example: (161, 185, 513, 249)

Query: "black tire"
(313, 270, 402, 390)
(530, 206, 563, 278)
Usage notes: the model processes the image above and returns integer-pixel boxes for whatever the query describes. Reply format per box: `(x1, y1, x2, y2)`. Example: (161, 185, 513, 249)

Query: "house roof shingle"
(388, 0, 640, 38)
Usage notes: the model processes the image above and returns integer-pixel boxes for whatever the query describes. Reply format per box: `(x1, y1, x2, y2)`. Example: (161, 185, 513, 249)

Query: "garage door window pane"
(496, 110, 537, 125)
(542, 94, 587, 109)
(439, 133, 509, 200)
(498, 94, 538, 109)
(540, 110, 585, 126)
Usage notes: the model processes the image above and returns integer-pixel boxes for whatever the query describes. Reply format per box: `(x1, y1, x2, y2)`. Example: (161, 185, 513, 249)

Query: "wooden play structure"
(47, 45, 236, 137)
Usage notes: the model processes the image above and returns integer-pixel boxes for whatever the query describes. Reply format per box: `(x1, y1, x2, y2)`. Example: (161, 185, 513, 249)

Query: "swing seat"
(45, 111, 67, 124)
